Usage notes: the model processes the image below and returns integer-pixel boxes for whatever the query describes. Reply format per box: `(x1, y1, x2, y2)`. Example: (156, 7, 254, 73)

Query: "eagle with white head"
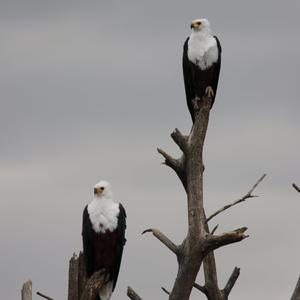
(82, 180, 126, 300)
(182, 18, 222, 122)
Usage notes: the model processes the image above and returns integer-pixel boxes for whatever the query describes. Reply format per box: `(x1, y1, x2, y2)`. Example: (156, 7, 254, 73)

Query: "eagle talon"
(192, 97, 201, 110)
(205, 86, 214, 98)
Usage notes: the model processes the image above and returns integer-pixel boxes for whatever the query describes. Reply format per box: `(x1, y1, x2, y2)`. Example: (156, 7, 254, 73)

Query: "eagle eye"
(197, 21, 201, 25)
(100, 187, 105, 191)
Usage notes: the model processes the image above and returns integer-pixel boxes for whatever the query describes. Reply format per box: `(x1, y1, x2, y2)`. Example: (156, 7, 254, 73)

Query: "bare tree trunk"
(67, 251, 106, 300)
(21, 280, 32, 300)
(68, 252, 87, 300)
(136, 95, 248, 300)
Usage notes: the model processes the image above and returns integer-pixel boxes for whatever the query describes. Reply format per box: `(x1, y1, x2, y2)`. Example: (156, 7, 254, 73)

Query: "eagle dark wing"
(112, 203, 127, 291)
(182, 37, 196, 122)
(182, 35, 222, 122)
(211, 35, 222, 106)
(82, 205, 95, 277)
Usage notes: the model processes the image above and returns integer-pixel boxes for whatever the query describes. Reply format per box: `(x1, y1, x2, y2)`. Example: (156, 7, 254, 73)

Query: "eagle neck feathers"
(187, 31, 218, 70)
(87, 196, 120, 234)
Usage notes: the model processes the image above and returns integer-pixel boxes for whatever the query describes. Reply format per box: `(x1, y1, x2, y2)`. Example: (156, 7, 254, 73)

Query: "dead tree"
(20, 101, 300, 300)
(127, 95, 261, 300)
(67, 252, 107, 300)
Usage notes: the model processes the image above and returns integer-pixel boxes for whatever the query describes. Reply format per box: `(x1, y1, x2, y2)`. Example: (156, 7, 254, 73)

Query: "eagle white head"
(190, 18, 212, 34)
(93, 180, 113, 199)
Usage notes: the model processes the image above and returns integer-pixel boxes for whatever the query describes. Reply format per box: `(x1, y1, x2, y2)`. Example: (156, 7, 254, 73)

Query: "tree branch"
(170, 128, 188, 154)
(203, 227, 248, 254)
(127, 287, 143, 300)
(223, 267, 240, 296)
(193, 282, 208, 297)
(37, 292, 54, 300)
(292, 183, 300, 194)
(206, 174, 266, 222)
(157, 148, 187, 189)
(79, 270, 106, 300)
(161, 287, 170, 295)
(142, 228, 179, 255)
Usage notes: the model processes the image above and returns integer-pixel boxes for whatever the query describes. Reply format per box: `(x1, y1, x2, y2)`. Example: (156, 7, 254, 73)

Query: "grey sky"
(0, 1, 299, 299)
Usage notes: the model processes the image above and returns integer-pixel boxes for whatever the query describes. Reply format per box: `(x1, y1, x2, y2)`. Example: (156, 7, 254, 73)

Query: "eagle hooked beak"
(191, 20, 202, 30)
(94, 187, 105, 195)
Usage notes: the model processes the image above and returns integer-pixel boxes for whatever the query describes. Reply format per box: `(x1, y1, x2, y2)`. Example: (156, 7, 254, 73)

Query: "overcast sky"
(1, 1, 300, 299)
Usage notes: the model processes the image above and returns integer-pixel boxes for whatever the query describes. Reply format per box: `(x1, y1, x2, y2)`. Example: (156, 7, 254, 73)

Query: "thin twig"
(37, 292, 54, 300)
(193, 282, 208, 296)
(127, 286, 143, 300)
(206, 174, 266, 222)
(211, 224, 219, 235)
(142, 228, 178, 255)
(161, 287, 170, 295)
(292, 183, 300, 194)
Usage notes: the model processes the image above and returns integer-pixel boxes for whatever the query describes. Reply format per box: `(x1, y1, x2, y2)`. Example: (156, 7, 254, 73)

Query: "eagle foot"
(205, 86, 214, 98)
(192, 97, 201, 110)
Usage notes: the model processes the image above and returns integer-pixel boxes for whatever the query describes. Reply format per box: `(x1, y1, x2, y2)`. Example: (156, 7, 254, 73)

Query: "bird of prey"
(82, 180, 126, 300)
(183, 18, 222, 122)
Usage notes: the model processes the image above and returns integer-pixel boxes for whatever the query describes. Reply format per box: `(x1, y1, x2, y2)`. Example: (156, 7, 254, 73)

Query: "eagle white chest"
(87, 198, 120, 234)
(187, 32, 219, 70)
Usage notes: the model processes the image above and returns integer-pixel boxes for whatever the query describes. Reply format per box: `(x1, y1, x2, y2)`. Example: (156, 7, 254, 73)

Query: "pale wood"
(21, 280, 32, 300)
(68, 253, 79, 300)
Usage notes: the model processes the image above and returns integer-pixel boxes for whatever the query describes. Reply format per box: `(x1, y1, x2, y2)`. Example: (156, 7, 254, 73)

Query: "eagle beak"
(190, 23, 194, 29)
(94, 187, 102, 195)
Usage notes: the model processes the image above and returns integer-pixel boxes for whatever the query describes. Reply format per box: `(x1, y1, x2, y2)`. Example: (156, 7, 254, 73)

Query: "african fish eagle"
(182, 18, 222, 122)
(82, 180, 126, 300)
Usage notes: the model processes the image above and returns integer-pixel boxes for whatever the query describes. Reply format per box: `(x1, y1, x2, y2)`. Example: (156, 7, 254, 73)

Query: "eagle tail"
(98, 280, 113, 300)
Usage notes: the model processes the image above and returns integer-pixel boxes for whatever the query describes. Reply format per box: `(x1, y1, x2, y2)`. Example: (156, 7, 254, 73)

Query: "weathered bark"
(68, 252, 87, 300)
(79, 270, 106, 300)
(21, 280, 32, 300)
(140, 96, 248, 300)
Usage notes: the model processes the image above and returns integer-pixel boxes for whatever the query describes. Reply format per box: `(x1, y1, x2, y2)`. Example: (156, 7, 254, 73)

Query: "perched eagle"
(82, 180, 126, 300)
(182, 18, 222, 122)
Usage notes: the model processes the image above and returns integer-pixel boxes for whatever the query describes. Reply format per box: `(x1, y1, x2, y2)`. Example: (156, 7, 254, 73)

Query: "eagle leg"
(192, 96, 201, 111)
(205, 86, 214, 98)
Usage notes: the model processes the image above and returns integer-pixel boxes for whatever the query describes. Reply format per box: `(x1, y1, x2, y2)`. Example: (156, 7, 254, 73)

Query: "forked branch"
(157, 148, 187, 189)
(206, 174, 266, 222)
